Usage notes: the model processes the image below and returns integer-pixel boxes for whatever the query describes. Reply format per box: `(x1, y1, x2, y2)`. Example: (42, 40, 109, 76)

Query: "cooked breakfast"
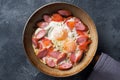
(32, 9, 92, 70)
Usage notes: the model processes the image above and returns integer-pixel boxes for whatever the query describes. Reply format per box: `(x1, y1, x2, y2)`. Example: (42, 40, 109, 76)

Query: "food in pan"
(32, 9, 91, 70)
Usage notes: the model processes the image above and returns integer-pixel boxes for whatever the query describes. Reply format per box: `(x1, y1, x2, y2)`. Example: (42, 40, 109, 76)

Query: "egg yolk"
(54, 29, 68, 41)
(63, 39, 77, 53)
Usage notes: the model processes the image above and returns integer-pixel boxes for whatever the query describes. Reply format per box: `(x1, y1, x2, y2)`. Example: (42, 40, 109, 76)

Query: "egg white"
(44, 19, 78, 52)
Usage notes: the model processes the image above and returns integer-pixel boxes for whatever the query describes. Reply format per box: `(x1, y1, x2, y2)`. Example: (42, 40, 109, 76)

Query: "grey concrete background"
(0, 0, 120, 80)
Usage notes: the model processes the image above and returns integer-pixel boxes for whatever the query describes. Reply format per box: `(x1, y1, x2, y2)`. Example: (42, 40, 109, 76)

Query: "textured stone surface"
(0, 0, 120, 80)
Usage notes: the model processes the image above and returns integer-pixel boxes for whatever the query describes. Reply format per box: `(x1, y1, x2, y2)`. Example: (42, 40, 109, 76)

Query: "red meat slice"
(76, 35, 88, 44)
(58, 9, 72, 17)
(43, 15, 51, 22)
(70, 51, 83, 63)
(75, 51, 83, 62)
(35, 29, 46, 40)
(70, 53, 76, 64)
(37, 48, 48, 59)
(74, 17, 81, 23)
(75, 22, 88, 31)
(46, 58, 55, 68)
(32, 37, 39, 48)
(37, 22, 48, 28)
(48, 51, 61, 59)
(38, 42, 43, 50)
(58, 62, 73, 70)
(57, 53, 67, 64)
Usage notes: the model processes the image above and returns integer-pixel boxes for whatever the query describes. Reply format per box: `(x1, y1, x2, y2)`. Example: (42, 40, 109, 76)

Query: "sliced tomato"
(63, 16, 73, 23)
(79, 40, 92, 51)
(52, 13, 64, 22)
(76, 30, 84, 35)
(41, 37, 52, 48)
(67, 21, 75, 30)
(47, 46, 54, 55)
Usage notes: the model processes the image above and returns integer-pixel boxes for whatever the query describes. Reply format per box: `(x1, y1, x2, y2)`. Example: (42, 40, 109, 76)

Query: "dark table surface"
(0, 0, 120, 80)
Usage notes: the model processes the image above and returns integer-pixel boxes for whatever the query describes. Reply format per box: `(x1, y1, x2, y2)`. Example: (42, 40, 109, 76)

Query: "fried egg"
(44, 19, 78, 53)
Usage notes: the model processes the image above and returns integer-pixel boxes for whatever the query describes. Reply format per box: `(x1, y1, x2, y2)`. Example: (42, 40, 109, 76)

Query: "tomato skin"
(79, 40, 92, 51)
(76, 30, 84, 35)
(67, 21, 75, 30)
(63, 16, 73, 23)
(41, 37, 52, 48)
(47, 46, 54, 54)
(52, 13, 64, 22)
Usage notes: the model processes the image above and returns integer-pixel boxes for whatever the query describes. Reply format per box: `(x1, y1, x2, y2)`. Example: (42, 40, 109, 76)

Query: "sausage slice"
(37, 22, 48, 28)
(57, 53, 67, 64)
(70, 51, 83, 63)
(58, 9, 72, 17)
(46, 58, 55, 68)
(43, 15, 51, 22)
(75, 22, 88, 31)
(37, 48, 48, 59)
(58, 62, 73, 70)
(76, 35, 88, 44)
(35, 29, 46, 40)
(32, 37, 39, 48)
(48, 51, 61, 59)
